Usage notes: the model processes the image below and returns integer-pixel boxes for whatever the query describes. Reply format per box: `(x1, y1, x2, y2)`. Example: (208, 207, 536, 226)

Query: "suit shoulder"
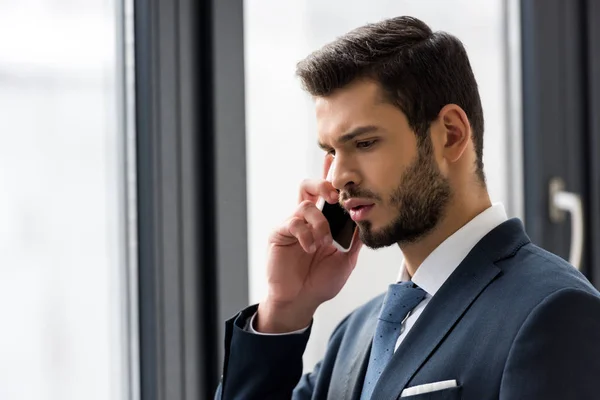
(499, 242, 599, 299)
(510, 286, 600, 347)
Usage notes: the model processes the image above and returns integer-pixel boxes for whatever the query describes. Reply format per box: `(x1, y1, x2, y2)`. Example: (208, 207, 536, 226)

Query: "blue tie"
(360, 282, 427, 400)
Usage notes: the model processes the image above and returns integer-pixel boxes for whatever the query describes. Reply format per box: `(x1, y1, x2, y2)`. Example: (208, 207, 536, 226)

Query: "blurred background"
(0, 0, 598, 399)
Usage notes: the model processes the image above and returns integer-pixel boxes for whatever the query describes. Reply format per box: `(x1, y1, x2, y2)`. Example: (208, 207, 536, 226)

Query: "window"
(0, 1, 136, 399)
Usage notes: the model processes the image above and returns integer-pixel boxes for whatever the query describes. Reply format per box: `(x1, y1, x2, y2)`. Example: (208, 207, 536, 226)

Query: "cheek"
(359, 157, 395, 196)
(367, 150, 410, 192)
(355, 141, 415, 196)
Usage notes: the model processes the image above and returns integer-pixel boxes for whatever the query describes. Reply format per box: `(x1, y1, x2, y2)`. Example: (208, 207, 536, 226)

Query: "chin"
(357, 216, 436, 248)
(357, 223, 397, 249)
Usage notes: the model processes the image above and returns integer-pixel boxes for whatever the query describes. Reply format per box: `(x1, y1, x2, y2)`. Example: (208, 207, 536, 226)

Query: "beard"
(346, 137, 452, 249)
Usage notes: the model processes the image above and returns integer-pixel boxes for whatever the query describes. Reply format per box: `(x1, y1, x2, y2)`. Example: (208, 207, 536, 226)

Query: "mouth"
(344, 198, 375, 209)
(347, 203, 375, 222)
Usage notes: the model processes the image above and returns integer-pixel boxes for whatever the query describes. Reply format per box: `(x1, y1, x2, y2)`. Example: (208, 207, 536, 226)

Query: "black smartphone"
(317, 197, 356, 252)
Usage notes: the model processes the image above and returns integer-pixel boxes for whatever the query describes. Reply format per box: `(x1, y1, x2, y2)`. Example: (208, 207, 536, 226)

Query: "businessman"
(216, 16, 600, 399)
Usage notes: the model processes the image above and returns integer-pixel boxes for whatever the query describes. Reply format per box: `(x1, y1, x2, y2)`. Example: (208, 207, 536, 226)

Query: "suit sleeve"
(214, 304, 314, 400)
(500, 287, 600, 399)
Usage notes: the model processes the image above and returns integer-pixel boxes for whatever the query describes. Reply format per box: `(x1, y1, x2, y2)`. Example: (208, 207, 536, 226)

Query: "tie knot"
(378, 281, 426, 323)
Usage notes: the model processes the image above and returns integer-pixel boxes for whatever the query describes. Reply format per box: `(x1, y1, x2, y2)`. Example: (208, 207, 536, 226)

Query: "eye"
(357, 140, 377, 149)
(326, 148, 336, 157)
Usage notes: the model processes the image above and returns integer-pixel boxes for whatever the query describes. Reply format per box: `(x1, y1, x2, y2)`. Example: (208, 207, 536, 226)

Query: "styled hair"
(296, 16, 485, 183)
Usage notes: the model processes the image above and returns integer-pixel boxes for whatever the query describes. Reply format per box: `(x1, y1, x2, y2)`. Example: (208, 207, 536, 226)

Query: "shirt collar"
(398, 203, 508, 296)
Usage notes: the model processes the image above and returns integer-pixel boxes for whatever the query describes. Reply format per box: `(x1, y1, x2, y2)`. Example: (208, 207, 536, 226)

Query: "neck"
(400, 191, 492, 277)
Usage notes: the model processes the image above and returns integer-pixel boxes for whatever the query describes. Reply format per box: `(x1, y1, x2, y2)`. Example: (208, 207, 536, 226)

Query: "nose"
(330, 157, 361, 191)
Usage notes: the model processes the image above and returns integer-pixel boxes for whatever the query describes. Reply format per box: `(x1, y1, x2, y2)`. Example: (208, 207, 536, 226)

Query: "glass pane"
(245, 0, 508, 372)
(0, 1, 134, 399)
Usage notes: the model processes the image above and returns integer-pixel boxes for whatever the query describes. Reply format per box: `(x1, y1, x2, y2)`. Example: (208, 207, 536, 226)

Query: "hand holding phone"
(315, 167, 356, 252)
(257, 165, 362, 333)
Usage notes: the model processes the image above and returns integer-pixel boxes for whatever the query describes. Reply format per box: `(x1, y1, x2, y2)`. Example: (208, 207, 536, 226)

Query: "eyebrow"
(317, 125, 380, 150)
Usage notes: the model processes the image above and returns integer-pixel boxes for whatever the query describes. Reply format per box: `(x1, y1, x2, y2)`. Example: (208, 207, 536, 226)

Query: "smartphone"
(316, 170, 356, 252)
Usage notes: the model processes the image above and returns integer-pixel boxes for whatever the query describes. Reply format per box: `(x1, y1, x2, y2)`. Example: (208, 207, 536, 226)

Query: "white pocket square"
(400, 379, 458, 397)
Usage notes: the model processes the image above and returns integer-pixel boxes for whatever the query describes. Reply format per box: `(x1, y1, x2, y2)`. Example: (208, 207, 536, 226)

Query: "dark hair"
(296, 16, 486, 183)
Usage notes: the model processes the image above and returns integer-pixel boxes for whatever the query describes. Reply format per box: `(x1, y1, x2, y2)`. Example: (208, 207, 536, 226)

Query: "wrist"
(255, 299, 317, 333)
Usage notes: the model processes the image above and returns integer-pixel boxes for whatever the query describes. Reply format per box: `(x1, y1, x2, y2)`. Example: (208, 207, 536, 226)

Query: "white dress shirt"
(391, 203, 507, 350)
(247, 203, 508, 353)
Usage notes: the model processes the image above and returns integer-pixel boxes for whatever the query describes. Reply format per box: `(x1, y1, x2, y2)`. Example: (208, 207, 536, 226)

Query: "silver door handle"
(549, 178, 584, 270)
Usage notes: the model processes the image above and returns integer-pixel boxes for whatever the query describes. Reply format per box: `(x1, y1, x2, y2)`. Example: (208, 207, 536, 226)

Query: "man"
(216, 16, 600, 399)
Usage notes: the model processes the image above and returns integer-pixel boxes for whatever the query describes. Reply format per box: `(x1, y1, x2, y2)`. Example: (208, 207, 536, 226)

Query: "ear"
(438, 104, 471, 163)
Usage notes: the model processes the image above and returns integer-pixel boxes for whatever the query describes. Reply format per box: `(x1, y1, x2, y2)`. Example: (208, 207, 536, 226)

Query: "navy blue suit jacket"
(216, 219, 600, 399)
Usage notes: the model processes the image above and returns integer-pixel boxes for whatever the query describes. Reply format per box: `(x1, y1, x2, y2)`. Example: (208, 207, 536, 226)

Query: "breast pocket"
(400, 386, 462, 399)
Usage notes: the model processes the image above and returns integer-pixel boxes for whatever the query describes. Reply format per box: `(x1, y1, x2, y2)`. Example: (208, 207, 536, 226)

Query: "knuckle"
(318, 180, 330, 192)
(298, 180, 309, 201)
(299, 199, 315, 211)
(268, 228, 284, 243)
(288, 216, 304, 229)
(299, 179, 313, 194)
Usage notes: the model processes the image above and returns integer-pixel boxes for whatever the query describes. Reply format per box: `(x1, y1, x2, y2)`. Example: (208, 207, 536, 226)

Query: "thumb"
(322, 154, 334, 179)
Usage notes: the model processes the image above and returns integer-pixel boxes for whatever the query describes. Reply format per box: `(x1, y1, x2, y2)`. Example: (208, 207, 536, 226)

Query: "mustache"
(339, 187, 382, 203)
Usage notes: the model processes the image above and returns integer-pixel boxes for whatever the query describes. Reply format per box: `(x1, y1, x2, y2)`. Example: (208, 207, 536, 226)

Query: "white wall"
(245, 0, 510, 373)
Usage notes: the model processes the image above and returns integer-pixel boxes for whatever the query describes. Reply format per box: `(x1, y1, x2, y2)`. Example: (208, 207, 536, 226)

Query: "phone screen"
(322, 201, 356, 250)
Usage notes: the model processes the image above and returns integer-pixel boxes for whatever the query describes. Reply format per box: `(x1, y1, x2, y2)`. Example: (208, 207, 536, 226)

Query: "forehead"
(314, 79, 410, 142)
(314, 80, 383, 133)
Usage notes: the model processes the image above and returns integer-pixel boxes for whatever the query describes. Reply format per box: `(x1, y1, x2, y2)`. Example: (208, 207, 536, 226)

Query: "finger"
(322, 154, 334, 179)
(296, 200, 332, 247)
(299, 179, 338, 204)
(287, 216, 317, 253)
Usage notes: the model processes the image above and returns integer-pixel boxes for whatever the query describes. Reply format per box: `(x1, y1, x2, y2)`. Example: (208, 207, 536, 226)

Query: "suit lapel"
(345, 308, 377, 400)
(370, 218, 530, 399)
(332, 255, 500, 400)
(326, 302, 379, 400)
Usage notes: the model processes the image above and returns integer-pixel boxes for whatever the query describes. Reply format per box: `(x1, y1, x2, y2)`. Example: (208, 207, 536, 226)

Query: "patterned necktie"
(359, 281, 427, 400)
